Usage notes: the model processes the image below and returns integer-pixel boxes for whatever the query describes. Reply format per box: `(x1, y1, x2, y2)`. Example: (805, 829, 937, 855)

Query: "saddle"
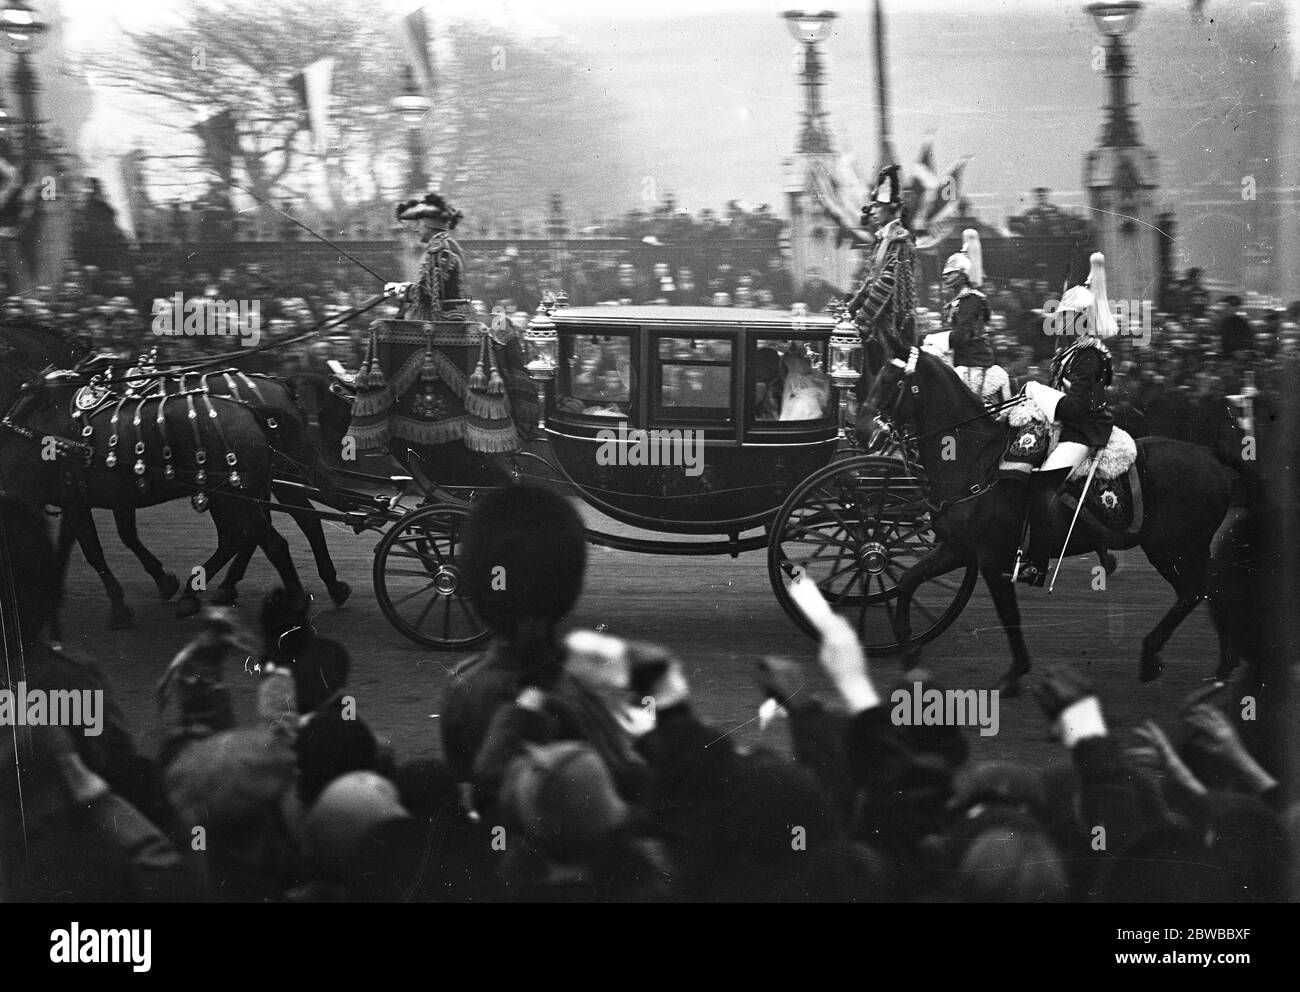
(1061, 449, 1149, 540)
(1003, 397, 1137, 480)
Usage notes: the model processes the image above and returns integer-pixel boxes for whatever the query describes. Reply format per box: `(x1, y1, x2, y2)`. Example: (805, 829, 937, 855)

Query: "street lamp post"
(390, 65, 431, 192)
(1082, 1, 1157, 305)
(2, 0, 47, 168)
(0, 0, 47, 292)
(1086, 2, 1143, 149)
(781, 10, 836, 156)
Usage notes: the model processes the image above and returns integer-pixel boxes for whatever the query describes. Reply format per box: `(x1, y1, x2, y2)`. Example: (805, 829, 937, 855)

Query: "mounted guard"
(942, 229, 1012, 410)
(1006, 251, 1121, 586)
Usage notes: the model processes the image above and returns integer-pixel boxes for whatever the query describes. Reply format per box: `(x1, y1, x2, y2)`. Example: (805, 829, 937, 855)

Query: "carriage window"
(752, 339, 832, 423)
(656, 336, 732, 421)
(557, 332, 634, 417)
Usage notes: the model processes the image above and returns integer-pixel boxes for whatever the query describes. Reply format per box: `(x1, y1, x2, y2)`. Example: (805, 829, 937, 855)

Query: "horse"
(0, 322, 303, 628)
(75, 367, 354, 611)
(860, 342, 1248, 696)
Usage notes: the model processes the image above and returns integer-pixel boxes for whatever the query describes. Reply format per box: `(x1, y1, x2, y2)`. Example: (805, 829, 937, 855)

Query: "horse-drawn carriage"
(3, 288, 1240, 693)
(338, 302, 973, 652)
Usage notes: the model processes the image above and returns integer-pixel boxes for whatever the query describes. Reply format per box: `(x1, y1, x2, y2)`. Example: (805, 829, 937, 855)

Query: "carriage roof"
(550, 305, 838, 332)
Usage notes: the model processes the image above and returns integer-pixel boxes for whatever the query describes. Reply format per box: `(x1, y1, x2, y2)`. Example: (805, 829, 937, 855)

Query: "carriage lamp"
(525, 304, 558, 430)
(829, 305, 863, 439)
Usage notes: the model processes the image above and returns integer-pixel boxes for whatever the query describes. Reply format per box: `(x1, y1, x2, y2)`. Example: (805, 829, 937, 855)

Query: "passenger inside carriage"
(752, 340, 831, 422)
(557, 335, 633, 416)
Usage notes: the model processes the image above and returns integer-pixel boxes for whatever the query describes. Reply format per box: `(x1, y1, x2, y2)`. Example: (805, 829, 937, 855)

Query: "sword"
(1048, 449, 1102, 595)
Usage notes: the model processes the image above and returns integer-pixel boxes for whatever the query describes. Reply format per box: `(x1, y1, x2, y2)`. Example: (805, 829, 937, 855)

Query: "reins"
(877, 347, 1025, 515)
(66, 292, 391, 388)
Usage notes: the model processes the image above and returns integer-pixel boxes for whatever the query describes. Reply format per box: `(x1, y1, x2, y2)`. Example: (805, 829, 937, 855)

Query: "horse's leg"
(1098, 548, 1119, 576)
(1138, 546, 1209, 683)
(274, 483, 350, 605)
(893, 542, 969, 670)
(255, 511, 304, 597)
(1212, 624, 1239, 682)
(113, 507, 181, 601)
(979, 563, 1033, 698)
(63, 504, 133, 629)
(175, 514, 245, 618)
(49, 512, 78, 640)
(211, 544, 254, 606)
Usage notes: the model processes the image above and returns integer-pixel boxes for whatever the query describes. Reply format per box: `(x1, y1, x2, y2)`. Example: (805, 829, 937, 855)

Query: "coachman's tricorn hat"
(395, 192, 463, 229)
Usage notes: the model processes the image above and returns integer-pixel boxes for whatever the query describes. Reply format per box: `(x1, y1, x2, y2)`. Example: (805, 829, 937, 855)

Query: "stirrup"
(1016, 564, 1046, 587)
(1009, 549, 1046, 587)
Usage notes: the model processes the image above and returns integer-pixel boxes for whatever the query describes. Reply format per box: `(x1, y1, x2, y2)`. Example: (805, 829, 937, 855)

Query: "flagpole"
(874, 0, 895, 170)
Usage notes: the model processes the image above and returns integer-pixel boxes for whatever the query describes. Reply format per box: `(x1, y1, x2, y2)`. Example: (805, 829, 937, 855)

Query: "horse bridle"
(872, 345, 920, 437)
(0, 369, 95, 461)
(877, 345, 1025, 443)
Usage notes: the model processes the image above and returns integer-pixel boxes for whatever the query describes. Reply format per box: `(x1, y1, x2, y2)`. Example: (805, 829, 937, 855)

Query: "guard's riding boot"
(1013, 467, 1071, 587)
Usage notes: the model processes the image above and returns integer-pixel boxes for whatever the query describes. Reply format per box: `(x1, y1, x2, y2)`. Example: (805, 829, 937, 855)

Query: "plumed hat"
(395, 191, 463, 229)
(1057, 252, 1117, 339)
(943, 229, 985, 286)
(1084, 251, 1117, 337)
(871, 164, 903, 206)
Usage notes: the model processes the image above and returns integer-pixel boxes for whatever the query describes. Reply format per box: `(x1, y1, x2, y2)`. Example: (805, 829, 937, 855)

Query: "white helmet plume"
(961, 229, 984, 287)
(1086, 251, 1117, 337)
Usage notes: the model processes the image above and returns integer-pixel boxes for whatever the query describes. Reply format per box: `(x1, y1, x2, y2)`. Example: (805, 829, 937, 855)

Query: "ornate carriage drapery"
(348, 316, 538, 455)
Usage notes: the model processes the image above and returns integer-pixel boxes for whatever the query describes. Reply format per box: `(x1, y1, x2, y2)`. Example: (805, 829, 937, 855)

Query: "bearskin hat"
(395, 191, 463, 229)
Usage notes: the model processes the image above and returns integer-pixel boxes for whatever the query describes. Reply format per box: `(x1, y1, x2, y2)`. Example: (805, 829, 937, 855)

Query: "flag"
(288, 57, 335, 155)
(193, 109, 239, 179)
(393, 6, 436, 102)
(913, 151, 973, 251)
(807, 158, 871, 249)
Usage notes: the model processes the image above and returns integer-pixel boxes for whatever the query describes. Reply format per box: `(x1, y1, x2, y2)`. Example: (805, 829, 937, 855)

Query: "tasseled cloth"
(347, 319, 527, 454)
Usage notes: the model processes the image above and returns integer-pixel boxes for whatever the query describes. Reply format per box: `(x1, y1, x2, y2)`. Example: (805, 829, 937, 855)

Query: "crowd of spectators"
(0, 478, 1292, 902)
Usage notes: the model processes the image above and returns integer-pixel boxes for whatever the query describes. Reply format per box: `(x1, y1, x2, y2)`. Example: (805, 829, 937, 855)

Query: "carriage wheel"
(373, 504, 492, 650)
(768, 454, 976, 653)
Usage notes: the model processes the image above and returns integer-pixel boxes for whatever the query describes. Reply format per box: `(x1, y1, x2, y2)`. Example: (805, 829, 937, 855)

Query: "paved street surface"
(53, 500, 1234, 771)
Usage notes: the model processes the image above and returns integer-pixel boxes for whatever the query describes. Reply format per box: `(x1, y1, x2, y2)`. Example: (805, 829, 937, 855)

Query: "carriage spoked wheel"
(768, 454, 977, 653)
(373, 503, 492, 650)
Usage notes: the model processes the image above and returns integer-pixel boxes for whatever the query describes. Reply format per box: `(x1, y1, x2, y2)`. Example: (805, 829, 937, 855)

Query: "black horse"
(0, 323, 303, 627)
(65, 368, 354, 612)
(862, 344, 1247, 695)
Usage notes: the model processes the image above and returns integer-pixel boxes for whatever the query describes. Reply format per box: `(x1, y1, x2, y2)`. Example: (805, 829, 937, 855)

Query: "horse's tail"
(1213, 446, 1262, 508)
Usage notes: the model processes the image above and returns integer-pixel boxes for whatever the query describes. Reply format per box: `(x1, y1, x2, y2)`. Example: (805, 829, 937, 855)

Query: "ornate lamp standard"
(1082, 1, 1158, 307)
(1, 0, 47, 170)
(782, 10, 836, 156)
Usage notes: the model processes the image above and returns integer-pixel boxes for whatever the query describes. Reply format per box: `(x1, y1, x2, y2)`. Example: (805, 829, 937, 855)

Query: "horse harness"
(2, 368, 274, 512)
(883, 346, 1010, 515)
